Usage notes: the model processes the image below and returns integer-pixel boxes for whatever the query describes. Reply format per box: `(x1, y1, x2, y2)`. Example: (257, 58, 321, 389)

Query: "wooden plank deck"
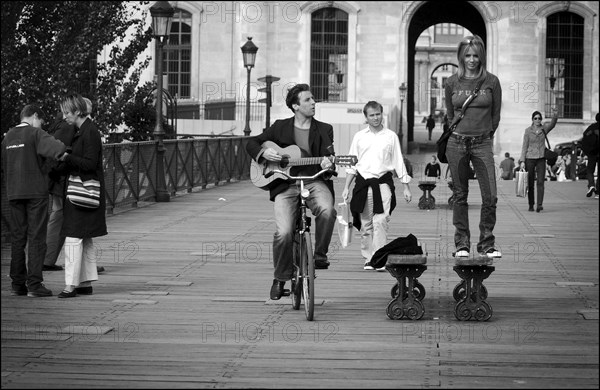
(2, 153, 598, 388)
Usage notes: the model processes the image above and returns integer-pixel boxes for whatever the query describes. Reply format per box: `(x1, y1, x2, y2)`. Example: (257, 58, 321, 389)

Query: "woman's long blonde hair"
(456, 35, 487, 80)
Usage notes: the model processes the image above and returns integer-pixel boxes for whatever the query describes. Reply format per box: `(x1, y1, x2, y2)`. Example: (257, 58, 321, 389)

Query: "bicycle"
(265, 167, 336, 321)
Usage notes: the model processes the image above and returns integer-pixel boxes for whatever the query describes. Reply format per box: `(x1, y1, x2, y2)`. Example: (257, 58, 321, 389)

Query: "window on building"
(434, 23, 465, 44)
(162, 8, 192, 99)
(310, 7, 348, 102)
(545, 12, 583, 119)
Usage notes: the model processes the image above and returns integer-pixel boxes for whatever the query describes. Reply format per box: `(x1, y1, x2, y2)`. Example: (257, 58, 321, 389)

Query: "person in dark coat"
(424, 155, 441, 179)
(43, 112, 76, 271)
(55, 94, 107, 298)
(582, 113, 599, 197)
(426, 115, 435, 141)
(1, 104, 67, 297)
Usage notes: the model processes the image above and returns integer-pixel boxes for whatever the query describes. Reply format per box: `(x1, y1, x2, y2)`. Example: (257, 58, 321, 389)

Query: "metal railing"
(1, 137, 252, 239)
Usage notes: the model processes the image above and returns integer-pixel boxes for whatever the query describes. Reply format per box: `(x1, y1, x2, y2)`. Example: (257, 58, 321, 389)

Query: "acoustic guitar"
(250, 141, 357, 190)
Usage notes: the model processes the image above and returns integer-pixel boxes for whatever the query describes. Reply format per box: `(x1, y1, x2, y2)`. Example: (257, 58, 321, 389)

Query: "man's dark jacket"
(370, 234, 423, 269)
(46, 117, 76, 195)
(246, 117, 335, 201)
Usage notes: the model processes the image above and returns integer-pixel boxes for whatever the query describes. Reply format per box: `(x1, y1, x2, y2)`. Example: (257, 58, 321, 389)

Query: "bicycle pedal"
(282, 289, 291, 296)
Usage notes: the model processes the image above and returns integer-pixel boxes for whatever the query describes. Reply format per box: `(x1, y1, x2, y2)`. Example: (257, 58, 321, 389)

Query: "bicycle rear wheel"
(301, 231, 315, 321)
(291, 232, 301, 310)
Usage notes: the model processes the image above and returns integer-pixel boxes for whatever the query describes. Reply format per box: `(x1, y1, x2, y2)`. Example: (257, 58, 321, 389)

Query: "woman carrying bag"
(443, 35, 502, 259)
(519, 109, 559, 212)
(55, 94, 107, 298)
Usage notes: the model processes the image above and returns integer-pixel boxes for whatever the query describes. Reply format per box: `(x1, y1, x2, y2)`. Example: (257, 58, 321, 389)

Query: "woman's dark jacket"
(57, 118, 107, 238)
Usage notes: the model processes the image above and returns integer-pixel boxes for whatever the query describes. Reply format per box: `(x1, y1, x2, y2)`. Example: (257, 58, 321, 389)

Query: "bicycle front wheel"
(301, 231, 315, 321)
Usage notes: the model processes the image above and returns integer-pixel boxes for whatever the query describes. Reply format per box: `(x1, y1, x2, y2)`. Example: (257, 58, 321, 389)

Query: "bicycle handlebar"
(265, 167, 338, 181)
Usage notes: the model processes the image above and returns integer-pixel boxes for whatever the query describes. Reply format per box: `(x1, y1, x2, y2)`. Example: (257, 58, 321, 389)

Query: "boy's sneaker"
(363, 262, 375, 270)
(586, 187, 596, 197)
(483, 248, 502, 258)
(376, 266, 387, 272)
(11, 285, 28, 296)
(27, 284, 53, 297)
(454, 248, 470, 258)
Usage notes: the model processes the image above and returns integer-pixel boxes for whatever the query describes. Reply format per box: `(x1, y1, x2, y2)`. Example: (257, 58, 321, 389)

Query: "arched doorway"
(430, 63, 457, 121)
(406, 1, 487, 150)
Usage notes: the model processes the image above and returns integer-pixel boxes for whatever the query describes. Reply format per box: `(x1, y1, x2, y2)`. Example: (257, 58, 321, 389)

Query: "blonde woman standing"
(55, 94, 107, 298)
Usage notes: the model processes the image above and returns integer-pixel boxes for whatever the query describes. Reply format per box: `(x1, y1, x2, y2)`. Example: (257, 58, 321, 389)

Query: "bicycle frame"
(266, 168, 334, 321)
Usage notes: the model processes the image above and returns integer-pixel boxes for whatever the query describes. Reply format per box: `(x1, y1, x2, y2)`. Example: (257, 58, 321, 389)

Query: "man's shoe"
(484, 248, 502, 258)
(586, 187, 596, 197)
(58, 290, 77, 298)
(528, 205, 534, 212)
(454, 248, 470, 258)
(363, 262, 375, 270)
(11, 285, 28, 296)
(536, 206, 543, 213)
(43, 264, 63, 271)
(314, 259, 330, 269)
(27, 284, 53, 297)
(74, 286, 93, 295)
(96, 266, 105, 273)
(269, 279, 285, 300)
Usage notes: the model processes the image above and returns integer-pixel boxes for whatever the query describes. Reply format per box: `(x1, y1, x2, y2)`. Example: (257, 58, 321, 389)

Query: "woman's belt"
(450, 132, 489, 141)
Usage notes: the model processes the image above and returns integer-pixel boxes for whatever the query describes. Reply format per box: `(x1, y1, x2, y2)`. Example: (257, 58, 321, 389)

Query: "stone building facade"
(130, 1, 599, 156)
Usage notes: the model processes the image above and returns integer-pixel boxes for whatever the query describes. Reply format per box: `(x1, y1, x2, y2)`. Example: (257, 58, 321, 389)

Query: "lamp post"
(241, 37, 258, 136)
(398, 82, 407, 149)
(150, 1, 174, 202)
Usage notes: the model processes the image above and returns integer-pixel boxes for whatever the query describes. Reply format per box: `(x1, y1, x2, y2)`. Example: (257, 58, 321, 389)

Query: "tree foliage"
(1, 1, 154, 137)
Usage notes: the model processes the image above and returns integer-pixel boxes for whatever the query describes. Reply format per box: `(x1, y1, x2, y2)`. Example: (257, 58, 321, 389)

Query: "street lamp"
(241, 37, 258, 136)
(150, 0, 174, 202)
(398, 82, 407, 149)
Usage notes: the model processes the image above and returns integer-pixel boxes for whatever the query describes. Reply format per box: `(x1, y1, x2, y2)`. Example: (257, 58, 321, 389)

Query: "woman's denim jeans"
(525, 158, 546, 207)
(446, 135, 498, 253)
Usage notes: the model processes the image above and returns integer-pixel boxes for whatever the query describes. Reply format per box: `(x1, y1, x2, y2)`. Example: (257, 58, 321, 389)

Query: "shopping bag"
(67, 174, 101, 208)
(337, 202, 353, 247)
(515, 169, 527, 198)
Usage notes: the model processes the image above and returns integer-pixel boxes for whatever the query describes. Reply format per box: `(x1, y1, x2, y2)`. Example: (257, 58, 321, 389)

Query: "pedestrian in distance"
(426, 114, 436, 141)
(342, 101, 412, 271)
(500, 152, 515, 180)
(581, 112, 599, 198)
(1, 104, 67, 297)
(442, 114, 449, 133)
(53, 94, 107, 298)
(444, 35, 503, 259)
(245, 83, 336, 300)
(519, 108, 559, 212)
(424, 155, 441, 180)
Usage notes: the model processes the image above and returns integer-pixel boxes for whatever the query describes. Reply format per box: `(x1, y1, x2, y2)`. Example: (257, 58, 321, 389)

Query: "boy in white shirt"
(342, 101, 412, 270)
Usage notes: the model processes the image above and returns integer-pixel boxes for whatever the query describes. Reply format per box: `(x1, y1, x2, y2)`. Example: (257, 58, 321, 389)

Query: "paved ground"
(1, 140, 598, 388)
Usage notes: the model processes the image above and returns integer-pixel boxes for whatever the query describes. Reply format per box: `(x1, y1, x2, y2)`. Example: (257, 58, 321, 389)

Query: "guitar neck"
(287, 157, 325, 166)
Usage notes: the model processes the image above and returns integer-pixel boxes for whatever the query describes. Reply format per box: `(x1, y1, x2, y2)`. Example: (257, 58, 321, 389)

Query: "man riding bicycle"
(246, 83, 337, 300)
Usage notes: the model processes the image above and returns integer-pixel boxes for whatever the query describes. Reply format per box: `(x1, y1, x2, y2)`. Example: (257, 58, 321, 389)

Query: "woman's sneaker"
(363, 262, 375, 270)
(484, 248, 502, 258)
(453, 248, 470, 258)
